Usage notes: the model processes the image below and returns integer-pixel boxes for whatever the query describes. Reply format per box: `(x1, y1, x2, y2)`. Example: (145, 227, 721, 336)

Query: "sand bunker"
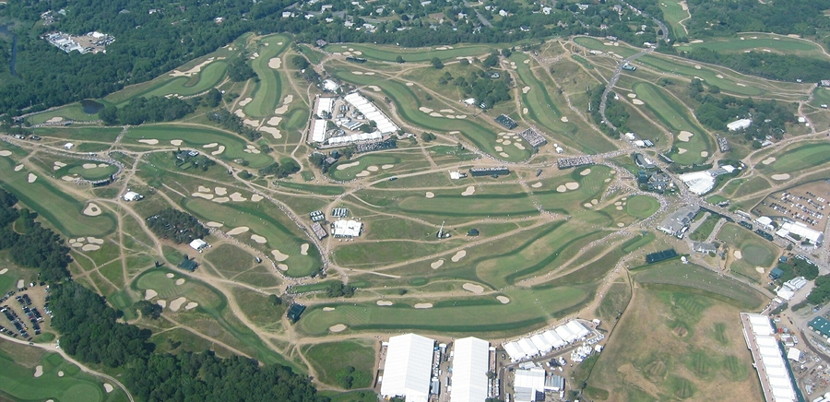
(678, 131, 694, 142)
(451, 250, 467, 262)
(337, 161, 360, 170)
(214, 187, 227, 196)
(192, 192, 214, 200)
(580, 168, 592, 176)
(34, 365, 43, 378)
(251, 234, 267, 244)
(259, 126, 281, 139)
(425, 192, 435, 199)
(632, 99, 644, 105)
(557, 185, 567, 192)
(184, 301, 199, 311)
(213, 197, 229, 203)
(677, 148, 687, 154)
(463, 283, 484, 294)
(565, 182, 580, 190)
(238, 97, 253, 107)
(229, 192, 247, 202)
(734, 250, 743, 260)
(27, 173, 37, 183)
(175, 278, 185, 286)
(356, 171, 371, 177)
(461, 186, 475, 196)
(82, 163, 97, 169)
(497, 296, 510, 304)
(329, 324, 347, 332)
(14, 164, 23, 171)
(203, 143, 218, 149)
(430, 259, 445, 269)
(771, 174, 790, 181)
(138, 139, 159, 145)
(414, 303, 433, 309)
(377, 300, 393, 306)
(227, 226, 250, 235)
(170, 139, 183, 146)
(762, 157, 776, 165)
(104, 384, 114, 393)
(522, 86, 531, 94)
(419, 107, 434, 113)
(523, 108, 529, 114)
(252, 194, 263, 202)
(323, 307, 336, 312)
(515, 143, 526, 150)
(300, 243, 309, 255)
(627, 93, 637, 98)
(169, 57, 223, 77)
(0, 150, 11, 157)
(170, 297, 187, 312)
(381, 164, 394, 169)
(81, 244, 100, 251)
(83, 203, 102, 216)
(0, 268, 7, 275)
(366, 165, 379, 172)
(268, 57, 282, 69)
(531, 182, 542, 188)
(157, 300, 167, 308)
(166, 273, 175, 278)
(271, 249, 289, 261)
(756, 266, 766, 274)
(277, 263, 289, 271)
(700, 151, 709, 157)
(145, 289, 158, 300)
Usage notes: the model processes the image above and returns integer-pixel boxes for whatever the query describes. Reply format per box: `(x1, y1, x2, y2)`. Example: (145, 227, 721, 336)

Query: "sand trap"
(86, 236, 103, 245)
(208, 145, 225, 156)
(169, 58, 223, 77)
(762, 157, 776, 165)
(175, 278, 185, 286)
(627, 93, 637, 98)
(185, 302, 199, 311)
(356, 171, 370, 177)
(214, 187, 227, 196)
(557, 185, 567, 192)
(736, 82, 747, 87)
(229, 192, 247, 202)
(425, 192, 435, 199)
(580, 168, 592, 176)
(461, 186, 475, 196)
(381, 164, 394, 169)
(34, 365, 43, 378)
(716, 74, 724, 79)
(531, 182, 542, 188)
(213, 197, 229, 204)
(267, 116, 283, 126)
(694, 64, 702, 70)
(771, 174, 790, 181)
(300, 243, 309, 256)
(203, 143, 218, 149)
(104, 384, 114, 393)
(497, 296, 510, 304)
(271, 249, 289, 261)
(430, 112, 443, 117)
(734, 250, 743, 260)
(16, 279, 23, 289)
(352, 71, 363, 75)
(251, 234, 267, 244)
(451, 250, 467, 262)
(157, 300, 167, 309)
(495, 146, 503, 151)
(14, 164, 23, 171)
(166, 273, 175, 278)
(522, 86, 531, 94)
(377, 300, 393, 306)
(463, 283, 484, 294)
(238, 97, 253, 107)
(169, 297, 187, 312)
(406, 82, 414, 86)
(0, 150, 10, 157)
(276, 263, 288, 271)
(227, 226, 250, 235)
(700, 151, 709, 157)
(323, 307, 336, 312)
(565, 182, 580, 190)
(259, 127, 281, 139)
(632, 99, 644, 105)
(83, 203, 102, 216)
(523, 108, 529, 114)
(677, 148, 687, 154)
(756, 266, 766, 274)
(81, 244, 100, 251)
(430, 259, 445, 269)
(419, 107, 434, 113)
(368, 85, 381, 92)
(145, 289, 158, 300)
(82, 163, 98, 169)
(337, 161, 360, 170)
(678, 131, 693, 142)
(198, 185, 211, 193)
(329, 324, 347, 332)
(515, 143, 525, 150)
(251, 194, 263, 202)
(268, 57, 282, 69)
(414, 303, 433, 309)
(27, 173, 37, 183)
(0, 268, 7, 275)
(192, 192, 214, 200)
(138, 139, 159, 145)
(170, 139, 183, 146)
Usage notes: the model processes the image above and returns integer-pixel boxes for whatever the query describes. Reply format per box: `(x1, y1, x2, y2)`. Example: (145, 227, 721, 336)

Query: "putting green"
(625, 195, 660, 219)
(0, 351, 107, 402)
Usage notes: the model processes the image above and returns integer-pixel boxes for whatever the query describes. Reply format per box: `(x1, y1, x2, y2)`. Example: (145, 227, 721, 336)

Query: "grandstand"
(557, 156, 594, 169)
(518, 128, 547, 148)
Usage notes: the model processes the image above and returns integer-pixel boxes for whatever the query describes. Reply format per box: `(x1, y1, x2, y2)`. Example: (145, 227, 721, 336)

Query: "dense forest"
(146, 208, 209, 244)
(686, 0, 830, 38)
(0, 185, 327, 401)
(0, 0, 658, 116)
(100, 96, 195, 126)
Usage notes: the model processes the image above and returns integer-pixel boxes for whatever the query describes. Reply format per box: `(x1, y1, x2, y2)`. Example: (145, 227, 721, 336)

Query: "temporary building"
(449, 337, 489, 402)
(380, 333, 436, 402)
(189, 239, 208, 251)
(513, 368, 546, 402)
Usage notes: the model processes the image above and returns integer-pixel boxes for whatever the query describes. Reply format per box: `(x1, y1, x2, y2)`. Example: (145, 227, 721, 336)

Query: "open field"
(659, 0, 689, 40)
(757, 142, 830, 174)
(325, 43, 494, 62)
(675, 33, 830, 60)
(303, 340, 376, 389)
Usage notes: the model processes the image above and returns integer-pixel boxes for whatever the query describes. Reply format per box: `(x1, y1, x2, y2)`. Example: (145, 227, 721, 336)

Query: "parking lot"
(0, 282, 52, 341)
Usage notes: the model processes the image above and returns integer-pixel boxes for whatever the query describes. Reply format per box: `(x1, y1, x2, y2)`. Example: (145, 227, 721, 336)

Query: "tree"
(134, 300, 162, 319)
(99, 106, 119, 125)
(290, 55, 311, 70)
(422, 132, 437, 142)
(228, 57, 257, 82)
(483, 51, 499, 68)
(395, 55, 405, 63)
(431, 57, 444, 69)
(269, 294, 283, 306)
(204, 88, 222, 108)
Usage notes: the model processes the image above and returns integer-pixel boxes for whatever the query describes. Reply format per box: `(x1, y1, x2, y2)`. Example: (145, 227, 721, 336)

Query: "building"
(469, 167, 510, 177)
(545, 375, 565, 392)
(310, 222, 328, 240)
(344, 92, 399, 134)
(449, 171, 467, 180)
(557, 156, 594, 169)
(727, 118, 752, 131)
(287, 304, 306, 322)
(633, 153, 656, 169)
(332, 219, 362, 237)
(495, 115, 518, 129)
(658, 206, 698, 238)
(449, 337, 490, 402)
(189, 239, 208, 251)
(808, 316, 830, 339)
(740, 313, 798, 402)
(513, 368, 545, 402)
(502, 320, 591, 362)
(178, 256, 198, 271)
(122, 191, 143, 201)
(776, 221, 824, 246)
(777, 276, 807, 301)
(380, 334, 436, 402)
(692, 242, 716, 254)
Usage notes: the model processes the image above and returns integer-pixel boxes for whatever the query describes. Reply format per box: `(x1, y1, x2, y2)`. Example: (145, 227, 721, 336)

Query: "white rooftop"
(381, 333, 435, 402)
(450, 337, 489, 402)
(189, 239, 208, 250)
(778, 221, 824, 244)
(727, 118, 752, 131)
(333, 219, 363, 237)
(123, 191, 142, 201)
(310, 119, 327, 143)
(679, 171, 715, 195)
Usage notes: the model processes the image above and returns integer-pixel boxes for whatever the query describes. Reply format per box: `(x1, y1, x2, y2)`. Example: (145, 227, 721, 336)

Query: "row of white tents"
(502, 320, 591, 362)
(344, 92, 399, 134)
(742, 313, 796, 402)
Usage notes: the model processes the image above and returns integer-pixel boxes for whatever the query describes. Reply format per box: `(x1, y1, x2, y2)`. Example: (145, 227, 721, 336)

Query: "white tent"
(518, 338, 539, 357)
(566, 321, 590, 339)
(381, 334, 435, 402)
(450, 337, 489, 402)
(503, 342, 524, 362)
(542, 330, 566, 349)
(530, 334, 551, 353)
(189, 239, 207, 251)
(554, 325, 575, 343)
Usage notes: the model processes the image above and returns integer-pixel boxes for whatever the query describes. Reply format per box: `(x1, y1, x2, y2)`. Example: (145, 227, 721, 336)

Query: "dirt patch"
(144, 289, 158, 300)
(463, 283, 484, 294)
(271, 249, 289, 261)
(251, 234, 267, 244)
(451, 250, 467, 262)
(329, 324, 348, 332)
(771, 174, 790, 181)
(414, 303, 433, 309)
(83, 203, 102, 216)
(461, 186, 476, 196)
(227, 226, 250, 235)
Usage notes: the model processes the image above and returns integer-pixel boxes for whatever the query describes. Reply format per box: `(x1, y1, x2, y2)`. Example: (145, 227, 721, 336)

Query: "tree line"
(0, 185, 328, 401)
(146, 208, 209, 244)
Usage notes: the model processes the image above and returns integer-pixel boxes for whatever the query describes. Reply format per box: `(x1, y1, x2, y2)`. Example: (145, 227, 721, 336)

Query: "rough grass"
(303, 340, 376, 389)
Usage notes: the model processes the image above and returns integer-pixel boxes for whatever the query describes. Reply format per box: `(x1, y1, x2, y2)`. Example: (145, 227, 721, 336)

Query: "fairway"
(325, 43, 494, 62)
(244, 35, 289, 118)
(0, 348, 114, 402)
(676, 34, 829, 60)
(760, 142, 830, 174)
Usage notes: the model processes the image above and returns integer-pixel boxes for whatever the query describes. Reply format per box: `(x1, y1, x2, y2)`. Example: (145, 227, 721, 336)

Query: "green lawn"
(244, 35, 289, 118)
(625, 195, 660, 219)
(659, 0, 689, 40)
(760, 142, 830, 174)
(303, 340, 376, 389)
(325, 43, 494, 62)
(676, 34, 828, 60)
